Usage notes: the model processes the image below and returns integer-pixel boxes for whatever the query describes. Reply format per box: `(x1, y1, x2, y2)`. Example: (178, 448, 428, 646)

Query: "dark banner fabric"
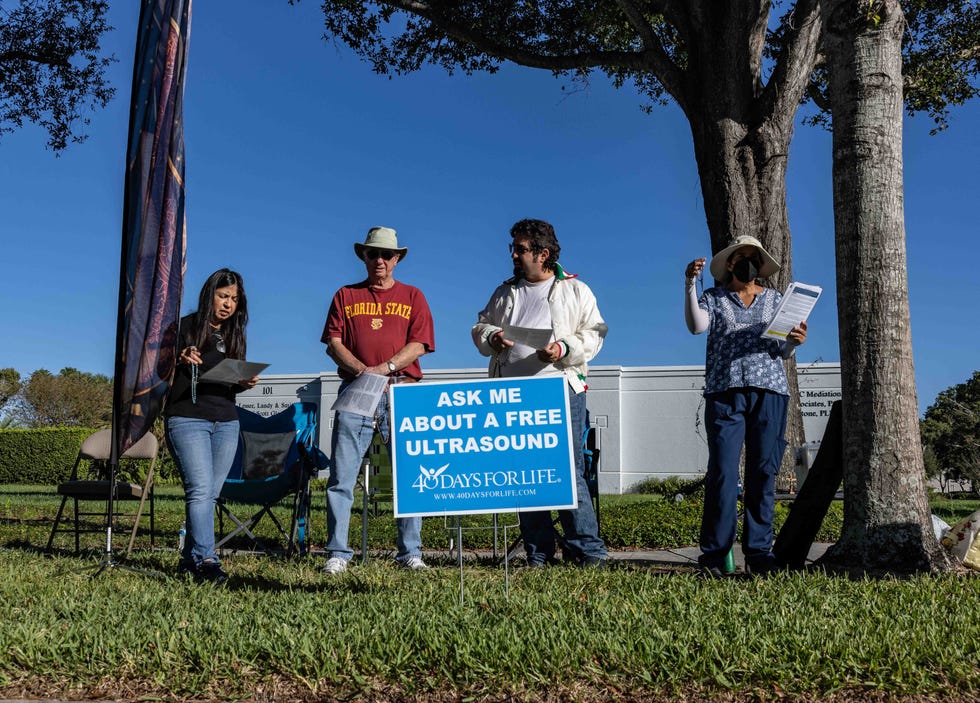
(113, 0, 192, 458)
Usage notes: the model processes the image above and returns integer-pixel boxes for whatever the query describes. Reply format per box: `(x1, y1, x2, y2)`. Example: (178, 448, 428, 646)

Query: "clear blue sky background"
(1, 2, 977, 415)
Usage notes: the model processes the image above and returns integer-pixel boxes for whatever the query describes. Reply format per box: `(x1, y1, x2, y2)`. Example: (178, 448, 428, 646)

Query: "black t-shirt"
(165, 313, 241, 422)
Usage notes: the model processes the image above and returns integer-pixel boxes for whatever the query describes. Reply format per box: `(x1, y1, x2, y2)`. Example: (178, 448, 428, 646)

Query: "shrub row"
(0, 428, 182, 485)
(397, 492, 843, 551)
(0, 428, 94, 484)
(630, 474, 705, 497)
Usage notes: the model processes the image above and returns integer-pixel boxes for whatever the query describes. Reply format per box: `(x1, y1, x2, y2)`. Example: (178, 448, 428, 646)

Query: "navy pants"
(519, 390, 606, 564)
(700, 388, 788, 566)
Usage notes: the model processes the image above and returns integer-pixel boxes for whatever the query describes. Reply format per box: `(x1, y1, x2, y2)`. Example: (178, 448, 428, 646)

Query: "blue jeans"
(519, 390, 606, 564)
(165, 416, 240, 566)
(700, 389, 788, 566)
(326, 385, 422, 563)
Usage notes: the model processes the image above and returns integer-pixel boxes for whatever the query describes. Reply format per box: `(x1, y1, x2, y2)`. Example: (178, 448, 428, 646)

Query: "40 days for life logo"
(390, 377, 578, 517)
(411, 462, 564, 494)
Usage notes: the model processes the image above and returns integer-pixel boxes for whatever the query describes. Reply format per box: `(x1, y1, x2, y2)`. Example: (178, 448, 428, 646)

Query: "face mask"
(732, 258, 759, 283)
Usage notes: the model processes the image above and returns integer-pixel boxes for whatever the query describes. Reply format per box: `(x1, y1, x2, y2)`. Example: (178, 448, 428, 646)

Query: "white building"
(237, 363, 842, 494)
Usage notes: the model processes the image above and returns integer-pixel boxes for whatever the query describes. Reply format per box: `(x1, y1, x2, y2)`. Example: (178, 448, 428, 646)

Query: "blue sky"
(1, 2, 977, 416)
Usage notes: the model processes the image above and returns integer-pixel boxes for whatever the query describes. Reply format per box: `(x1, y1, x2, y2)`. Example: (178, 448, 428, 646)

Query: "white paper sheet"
(330, 372, 389, 417)
(197, 359, 269, 385)
(502, 324, 553, 349)
(761, 282, 822, 340)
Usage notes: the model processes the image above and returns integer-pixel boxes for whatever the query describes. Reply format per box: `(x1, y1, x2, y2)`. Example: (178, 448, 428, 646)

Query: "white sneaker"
(400, 556, 428, 570)
(322, 557, 348, 575)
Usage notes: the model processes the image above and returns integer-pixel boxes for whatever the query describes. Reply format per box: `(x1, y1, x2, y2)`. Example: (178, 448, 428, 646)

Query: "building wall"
(236, 363, 842, 495)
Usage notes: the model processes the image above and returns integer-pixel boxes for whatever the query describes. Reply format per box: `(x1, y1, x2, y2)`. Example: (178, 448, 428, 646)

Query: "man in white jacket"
(472, 219, 608, 568)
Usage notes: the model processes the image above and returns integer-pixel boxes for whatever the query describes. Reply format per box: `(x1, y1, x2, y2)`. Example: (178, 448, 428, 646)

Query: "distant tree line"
(0, 367, 112, 429)
(921, 371, 980, 494)
(2, 363, 977, 495)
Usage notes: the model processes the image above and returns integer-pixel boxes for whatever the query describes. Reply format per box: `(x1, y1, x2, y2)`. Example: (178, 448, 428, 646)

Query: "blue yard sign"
(390, 377, 577, 517)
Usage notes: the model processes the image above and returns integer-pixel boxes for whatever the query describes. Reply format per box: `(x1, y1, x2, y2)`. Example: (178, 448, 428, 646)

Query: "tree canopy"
(921, 371, 980, 490)
(314, 1, 979, 134)
(311, 1, 980, 314)
(0, 368, 20, 420)
(14, 367, 112, 428)
(0, 0, 115, 151)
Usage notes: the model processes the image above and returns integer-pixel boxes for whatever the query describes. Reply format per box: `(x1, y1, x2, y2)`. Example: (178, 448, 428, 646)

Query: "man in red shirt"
(320, 227, 435, 574)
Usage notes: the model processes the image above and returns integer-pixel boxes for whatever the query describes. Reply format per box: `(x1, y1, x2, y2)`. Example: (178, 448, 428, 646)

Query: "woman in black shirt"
(165, 269, 257, 583)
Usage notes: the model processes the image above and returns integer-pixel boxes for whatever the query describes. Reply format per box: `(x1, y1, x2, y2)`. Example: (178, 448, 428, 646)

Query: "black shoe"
(579, 556, 607, 569)
(745, 555, 778, 577)
(177, 560, 197, 580)
(697, 555, 725, 579)
(196, 561, 229, 585)
(699, 564, 724, 579)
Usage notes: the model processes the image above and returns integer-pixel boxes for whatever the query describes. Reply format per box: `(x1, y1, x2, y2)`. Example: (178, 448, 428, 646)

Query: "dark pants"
(700, 388, 788, 566)
(519, 390, 606, 564)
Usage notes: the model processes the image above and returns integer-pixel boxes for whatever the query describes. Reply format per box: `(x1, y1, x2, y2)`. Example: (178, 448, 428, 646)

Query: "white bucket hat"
(354, 226, 407, 261)
(709, 235, 780, 280)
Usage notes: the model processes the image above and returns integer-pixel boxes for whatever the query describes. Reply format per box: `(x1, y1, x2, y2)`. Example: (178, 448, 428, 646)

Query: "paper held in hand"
(330, 372, 389, 418)
(761, 282, 822, 340)
(198, 359, 269, 385)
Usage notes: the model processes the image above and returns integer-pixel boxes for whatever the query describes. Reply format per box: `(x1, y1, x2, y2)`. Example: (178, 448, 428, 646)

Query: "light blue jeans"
(519, 390, 607, 564)
(165, 416, 240, 566)
(326, 386, 422, 563)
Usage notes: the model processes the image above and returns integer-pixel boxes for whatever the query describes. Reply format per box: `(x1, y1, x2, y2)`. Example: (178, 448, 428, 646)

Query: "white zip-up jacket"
(471, 267, 607, 394)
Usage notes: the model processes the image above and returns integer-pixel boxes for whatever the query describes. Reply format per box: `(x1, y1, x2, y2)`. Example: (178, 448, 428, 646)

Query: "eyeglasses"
(509, 243, 532, 255)
(365, 248, 397, 261)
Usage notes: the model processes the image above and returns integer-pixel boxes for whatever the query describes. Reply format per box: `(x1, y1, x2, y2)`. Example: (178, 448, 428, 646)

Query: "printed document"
(198, 359, 269, 385)
(503, 324, 553, 350)
(761, 282, 822, 340)
(331, 372, 389, 417)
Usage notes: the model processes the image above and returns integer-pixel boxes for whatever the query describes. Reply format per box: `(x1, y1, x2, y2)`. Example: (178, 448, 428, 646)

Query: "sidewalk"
(605, 542, 831, 569)
(429, 543, 833, 570)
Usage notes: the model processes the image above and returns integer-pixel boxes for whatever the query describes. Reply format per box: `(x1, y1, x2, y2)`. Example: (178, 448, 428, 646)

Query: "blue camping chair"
(216, 402, 326, 556)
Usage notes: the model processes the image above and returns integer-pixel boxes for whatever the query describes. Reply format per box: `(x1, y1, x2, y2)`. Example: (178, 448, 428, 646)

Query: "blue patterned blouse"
(698, 286, 789, 396)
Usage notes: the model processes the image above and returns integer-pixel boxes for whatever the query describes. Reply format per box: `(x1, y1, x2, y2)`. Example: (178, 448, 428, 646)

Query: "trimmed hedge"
(0, 428, 179, 485)
(0, 428, 94, 484)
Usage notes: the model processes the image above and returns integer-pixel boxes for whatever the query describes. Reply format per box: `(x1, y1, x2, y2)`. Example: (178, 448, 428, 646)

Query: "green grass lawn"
(0, 482, 854, 556)
(2, 549, 978, 701)
(1, 484, 978, 701)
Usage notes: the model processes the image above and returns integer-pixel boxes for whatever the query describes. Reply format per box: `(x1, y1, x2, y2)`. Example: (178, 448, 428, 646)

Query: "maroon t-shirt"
(321, 280, 435, 380)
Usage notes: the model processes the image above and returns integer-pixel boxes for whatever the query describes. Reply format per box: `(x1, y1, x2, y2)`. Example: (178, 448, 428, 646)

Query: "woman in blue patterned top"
(685, 235, 807, 577)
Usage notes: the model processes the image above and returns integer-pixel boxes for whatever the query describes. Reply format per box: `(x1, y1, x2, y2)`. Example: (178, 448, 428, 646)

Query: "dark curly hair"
(510, 218, 560, 271)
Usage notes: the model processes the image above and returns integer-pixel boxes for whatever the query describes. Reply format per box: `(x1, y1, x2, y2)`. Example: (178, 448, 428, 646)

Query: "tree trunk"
(689, 114, 806, 487)
(819, 0, 949, 572)
(677, 5, 815, 487)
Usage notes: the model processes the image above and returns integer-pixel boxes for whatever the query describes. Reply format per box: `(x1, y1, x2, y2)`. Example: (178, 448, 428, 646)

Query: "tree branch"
(0, 49, 70, 68)
(806, 77, 831, 112)
(614, 0, 660, 49)
(380, 0, 661, 73)
(748, 0, 772, 91)
(612, 0, 688, 106)
(757, 0, 823, 130)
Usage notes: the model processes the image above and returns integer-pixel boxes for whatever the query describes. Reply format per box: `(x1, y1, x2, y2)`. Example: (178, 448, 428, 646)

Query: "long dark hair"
(189, 268, 248, 359)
